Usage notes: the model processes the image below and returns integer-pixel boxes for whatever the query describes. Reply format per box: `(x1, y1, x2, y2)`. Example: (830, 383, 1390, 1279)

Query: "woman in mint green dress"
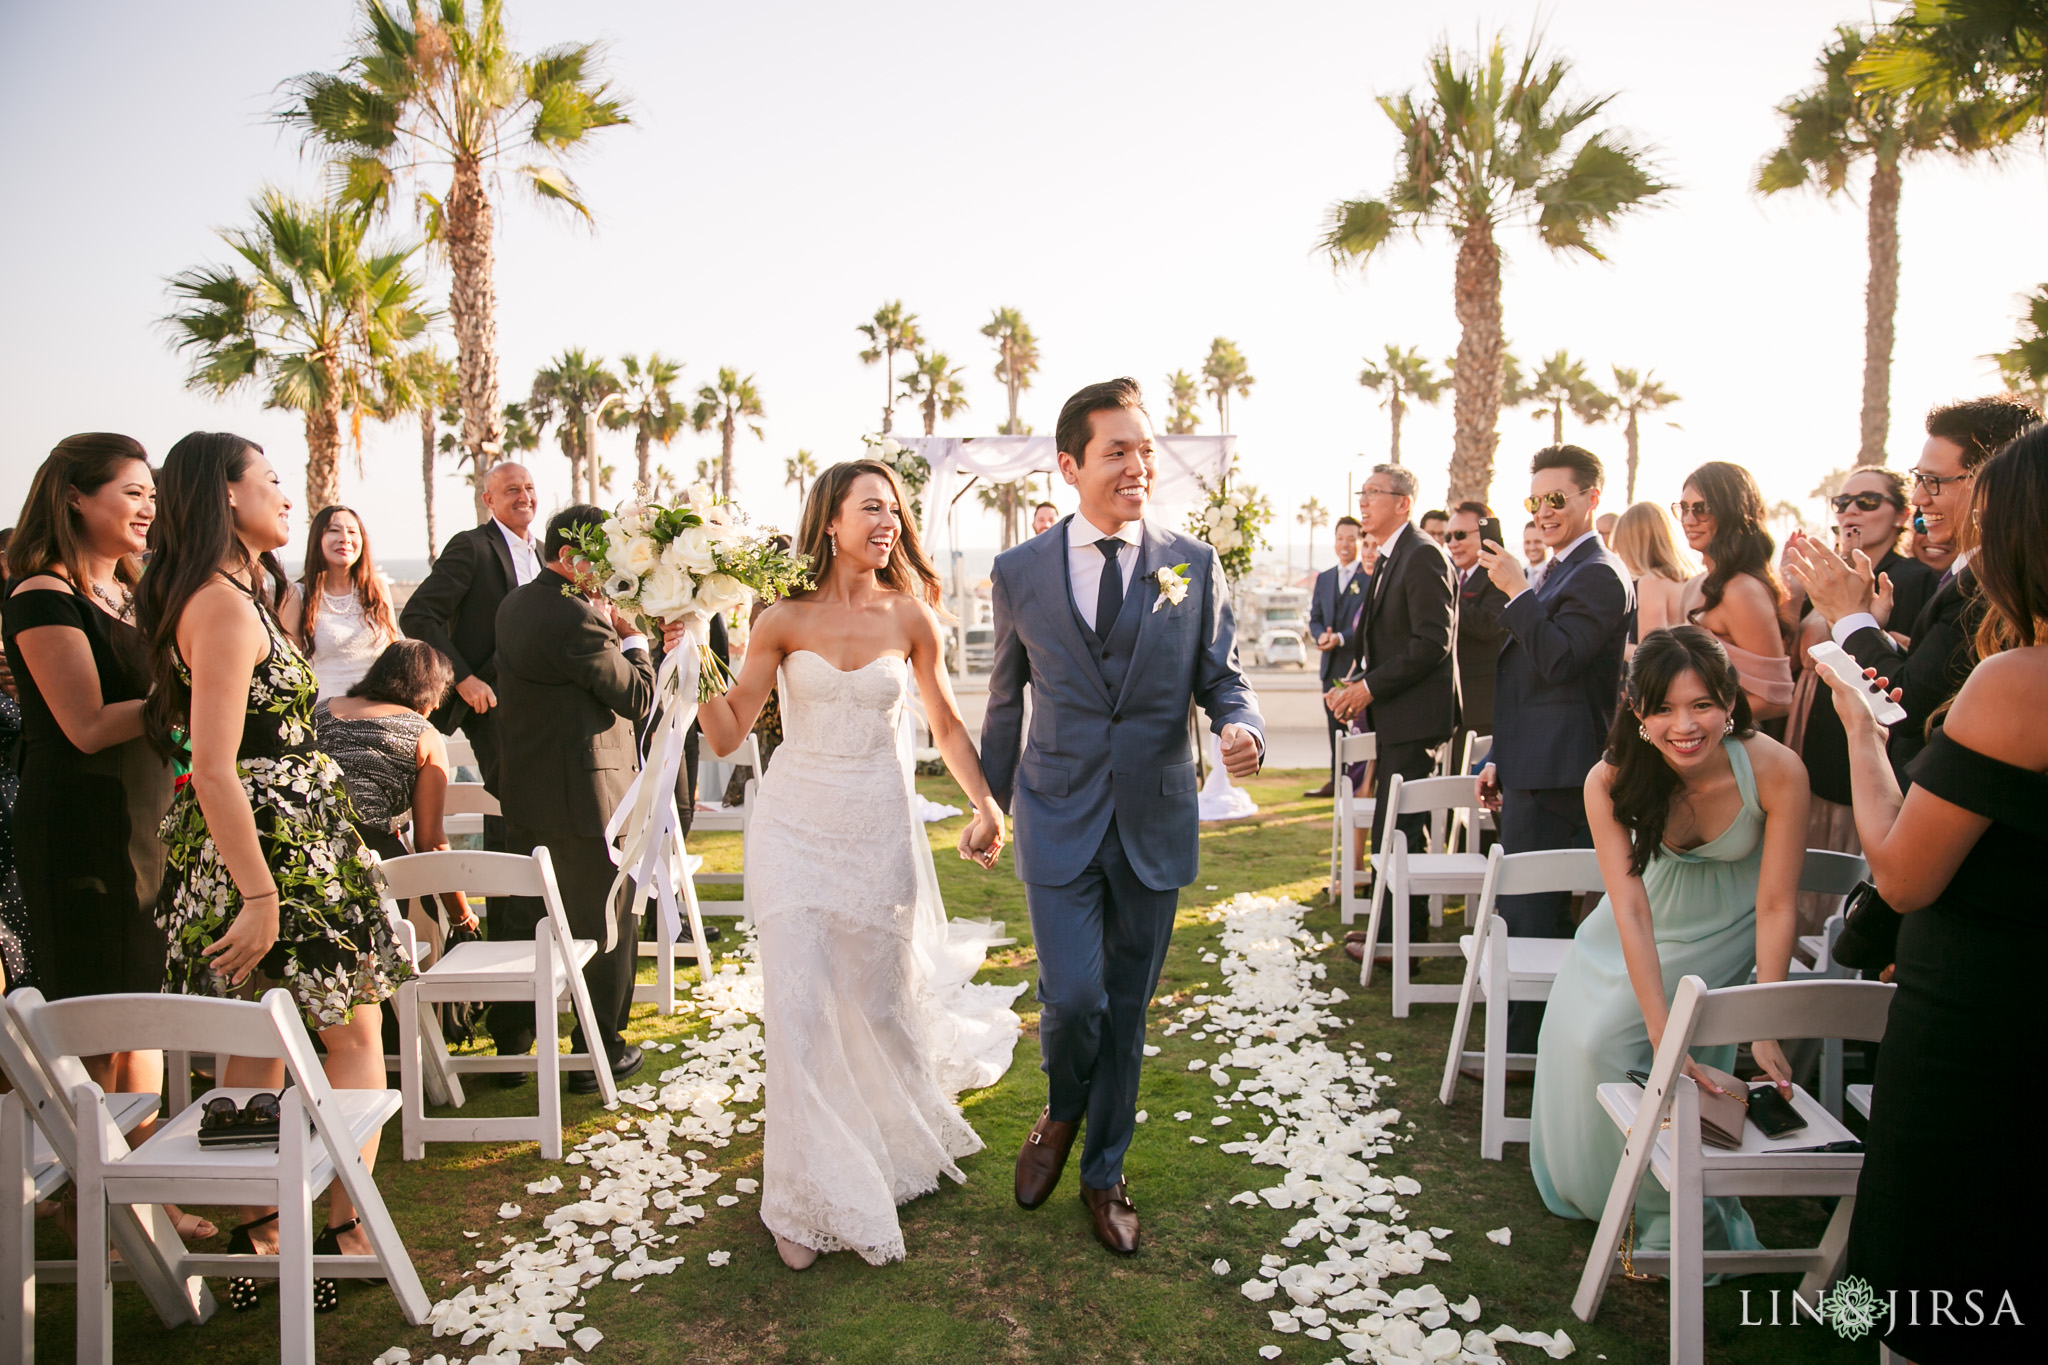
(1529, 626, 1806, 1254)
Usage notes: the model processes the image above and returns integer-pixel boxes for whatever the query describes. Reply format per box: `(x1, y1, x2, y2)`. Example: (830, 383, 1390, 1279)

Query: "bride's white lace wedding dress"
(749, 649, 1026, 1263)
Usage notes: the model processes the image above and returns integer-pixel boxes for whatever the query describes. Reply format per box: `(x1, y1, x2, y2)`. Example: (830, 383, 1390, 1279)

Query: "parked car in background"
(1257, 628, 1308, 669)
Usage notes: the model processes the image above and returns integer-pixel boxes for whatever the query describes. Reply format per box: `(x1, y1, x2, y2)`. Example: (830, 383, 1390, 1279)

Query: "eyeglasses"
(1524, 491, 1573, 514)
(1830, 491, 1900, 513)
(1359, 486, 1400, 501)
(1671, 500, 1712, 521)
(1910, 468, 1976, 495)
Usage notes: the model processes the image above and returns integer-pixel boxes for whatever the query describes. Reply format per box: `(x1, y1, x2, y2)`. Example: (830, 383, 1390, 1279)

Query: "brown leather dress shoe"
(1081, 1180, 1140, 1255)
(1014, 1108, 1079, 1209)
(1304, 780, 1336, 798)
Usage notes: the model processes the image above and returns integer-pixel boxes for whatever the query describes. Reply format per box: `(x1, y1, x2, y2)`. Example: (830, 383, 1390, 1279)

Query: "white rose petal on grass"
(1173, 1111, 1193, 1121)
(1486, 1226, 1512, 1245)
(1453, 1295, 1482, 1322)
(1242, 1277, 1278, 1301)
(1211, 1116, 1231, 1127)
(572, 1327, 604, 1353)
(496, 1203, 521, 1220)
(716, 1195, 740, 1207)
(734, 1178, 760, 1194)
(1188, 1058, 1206, 1071)
(1135, 1110, 1148, 1123)
(1143, 1045, 1161, 1057)
(1375, 1052, 1393, 1062)
(1212, 1258, 1231, 1276)
(1259, 1348, 1283, 1361)
(706, 1250, 732, 1267)
(1189, 1135, 1208, 1144)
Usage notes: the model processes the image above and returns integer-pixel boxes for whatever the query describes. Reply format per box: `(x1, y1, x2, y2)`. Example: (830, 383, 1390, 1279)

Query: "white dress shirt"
(1329, 558, 1361, 642)
(496, 517, 541, 587)
(1066, 514, 1144, 634)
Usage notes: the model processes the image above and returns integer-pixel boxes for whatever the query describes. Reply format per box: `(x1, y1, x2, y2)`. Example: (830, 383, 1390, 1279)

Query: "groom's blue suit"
(983, 514, 1263, 1189)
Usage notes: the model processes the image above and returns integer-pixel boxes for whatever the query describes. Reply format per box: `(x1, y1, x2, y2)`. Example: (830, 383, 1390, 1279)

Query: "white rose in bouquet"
(878, 438, 903, 464)
(1226, 493, 1247, 513)
(602, 517, 629, 547)
(638, 562, 696, 619)
(695, 572, 749, 615)
(1206, 504, 1233, 531)
(622, 535, 663, 577)
(1212, 527, 1242, 553)
(665, 525, 717, 575)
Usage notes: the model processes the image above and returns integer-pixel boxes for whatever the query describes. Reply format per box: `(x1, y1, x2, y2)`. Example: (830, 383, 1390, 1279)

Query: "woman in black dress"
(1826, 426, 2047, 1361)
(3, 434, 212, 1240)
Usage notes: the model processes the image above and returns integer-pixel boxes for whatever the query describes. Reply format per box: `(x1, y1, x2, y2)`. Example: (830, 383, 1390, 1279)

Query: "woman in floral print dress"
(138, 432, 411, 1310)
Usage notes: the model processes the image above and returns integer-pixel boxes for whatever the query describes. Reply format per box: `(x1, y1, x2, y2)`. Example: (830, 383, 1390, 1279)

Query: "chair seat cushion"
(423, 937, 596, 984)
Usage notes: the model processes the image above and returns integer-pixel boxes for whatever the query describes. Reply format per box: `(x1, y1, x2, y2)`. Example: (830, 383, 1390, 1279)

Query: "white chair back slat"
(1389, 773, 1485, 821)
(444, 733, 478, 770)
(1468, 733, 1494, 768)
(25, 992, 291, 1068)
(439, 782, 502, 818)
(1683, 977, 1896, 1052)
(377, 849, 539, 901)
(1797, 850, 1867, 897)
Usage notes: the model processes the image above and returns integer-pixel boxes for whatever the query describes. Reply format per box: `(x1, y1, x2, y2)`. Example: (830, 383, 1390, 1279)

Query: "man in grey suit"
(1305, 515, 1369, 796)
(984, 378, 1264, 1255)
(492, 504, 677, 1092)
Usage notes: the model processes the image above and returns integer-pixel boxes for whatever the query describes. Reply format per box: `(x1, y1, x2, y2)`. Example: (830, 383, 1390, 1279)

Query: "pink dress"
(1678, 575, 1794, 709)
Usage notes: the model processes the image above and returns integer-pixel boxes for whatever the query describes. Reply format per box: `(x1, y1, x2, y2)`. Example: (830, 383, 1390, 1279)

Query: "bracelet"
(240, 889, 281, 903)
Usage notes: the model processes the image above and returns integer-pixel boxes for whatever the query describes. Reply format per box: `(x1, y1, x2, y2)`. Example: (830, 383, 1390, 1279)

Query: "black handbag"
(1832, 880, 1901, 973)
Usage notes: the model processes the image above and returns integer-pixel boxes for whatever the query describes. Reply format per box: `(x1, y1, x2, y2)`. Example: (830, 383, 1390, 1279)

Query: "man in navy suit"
(1305, 515, 1370, 796)
(1476, 445, 1633, 1051)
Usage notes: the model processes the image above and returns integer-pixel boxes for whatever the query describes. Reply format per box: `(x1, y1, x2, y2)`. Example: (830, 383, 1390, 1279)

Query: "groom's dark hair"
(1056, 377, 1148, 463)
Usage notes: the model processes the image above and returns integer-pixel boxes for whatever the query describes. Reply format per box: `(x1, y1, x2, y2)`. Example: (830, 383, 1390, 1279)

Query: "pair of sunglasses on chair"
(197, 1092, 283, 1148)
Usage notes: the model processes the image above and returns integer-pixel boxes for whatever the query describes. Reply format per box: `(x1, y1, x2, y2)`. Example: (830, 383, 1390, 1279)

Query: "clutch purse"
(1831, 880, 1901, 973)
(1694, 1064, 1750, 1150)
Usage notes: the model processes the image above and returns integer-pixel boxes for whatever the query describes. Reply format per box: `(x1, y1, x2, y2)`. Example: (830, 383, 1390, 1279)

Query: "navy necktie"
(1095, 539, 1125, 634)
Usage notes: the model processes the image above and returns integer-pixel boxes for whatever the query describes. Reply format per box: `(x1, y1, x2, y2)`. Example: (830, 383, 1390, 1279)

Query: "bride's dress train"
(748, 650, 1025, 1263)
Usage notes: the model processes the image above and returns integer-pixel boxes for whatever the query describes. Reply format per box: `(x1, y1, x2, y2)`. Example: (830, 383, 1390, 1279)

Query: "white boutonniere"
(1151, 563, 1191, 611)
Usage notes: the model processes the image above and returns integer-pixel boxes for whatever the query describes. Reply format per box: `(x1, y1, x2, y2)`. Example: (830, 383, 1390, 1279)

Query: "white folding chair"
(0, 1004, 210, 1362)
(1330, 730, 1377, 913)
(1846, 1085, 1873, 1119)
(1571, 975, 1895, 1364)
(1438, 847, 1604, 1158)
(444, 731, 478, 774)
(1781, 850, 1868, 1117)
(685, 732, 759, 919)
(385, 849, 618, 1160)
(438, 778, 499, 840)
(12, 988, 428, 1365)
(1358, 773, 1490, 1016)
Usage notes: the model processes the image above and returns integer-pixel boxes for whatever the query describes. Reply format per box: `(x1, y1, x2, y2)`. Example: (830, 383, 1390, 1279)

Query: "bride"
(697, 458, 1015, 1271)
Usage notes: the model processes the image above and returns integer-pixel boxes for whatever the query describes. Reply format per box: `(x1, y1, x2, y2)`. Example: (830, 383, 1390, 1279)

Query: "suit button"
(1111, 714, 1122, 724)
(1102, 649, 1111, 659)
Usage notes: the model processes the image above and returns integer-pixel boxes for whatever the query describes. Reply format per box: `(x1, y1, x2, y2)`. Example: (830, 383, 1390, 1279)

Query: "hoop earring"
(1638, 724, 1649, 741)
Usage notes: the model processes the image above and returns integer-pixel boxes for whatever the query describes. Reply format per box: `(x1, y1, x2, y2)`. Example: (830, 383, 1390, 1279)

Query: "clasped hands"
(1325, 679, 1370, 724)
(957, 802, 1006, 870)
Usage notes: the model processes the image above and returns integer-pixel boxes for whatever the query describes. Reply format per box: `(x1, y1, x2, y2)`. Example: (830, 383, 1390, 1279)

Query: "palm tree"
(784, 449, 820, 506)
(1320, 32, 1670, 501)
(1357, 345, 1445, 464)
(857, 301, 923, 435)
(1854, 1, 2048, 140)
(608, 352, 684, 492)
(281, 0, 629, 480)
(1202, 338, 1255, 433)
(901, 349, 970, 438)
(165, 189, 432, 512)
(1165, 369, 1203, 434)
(377, 346, 460, 556)
(690, 368, 765, 500)
(981, 306, 1040, 434)
(1608, 366, 1681, 502)
(1523, 350, 1614, 445)
(1757, 24, 1997, 464)
(528, 349, 621, 505)
(1297, 496, 1330, 571)
(498, 399, 541, 457)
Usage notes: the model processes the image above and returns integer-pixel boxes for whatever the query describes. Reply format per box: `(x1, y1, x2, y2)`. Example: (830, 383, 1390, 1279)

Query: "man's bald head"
(481, 462, 538, 537)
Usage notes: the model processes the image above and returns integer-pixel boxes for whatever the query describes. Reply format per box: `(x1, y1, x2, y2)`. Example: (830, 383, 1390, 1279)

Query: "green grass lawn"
(43, 771, 1876, 1363)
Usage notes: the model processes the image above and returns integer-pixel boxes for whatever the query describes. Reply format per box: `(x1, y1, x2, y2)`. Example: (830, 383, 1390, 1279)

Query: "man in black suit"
(492, 504, 677, 1091)
(1477, 445, 1633, 1051)
(1786, 395, 2038, 782)
(398, 462, 541, 799)
(1446, 500, 1508, 741)
(1330, 465, 1459, 946)
(1305, 514, 1370, 796)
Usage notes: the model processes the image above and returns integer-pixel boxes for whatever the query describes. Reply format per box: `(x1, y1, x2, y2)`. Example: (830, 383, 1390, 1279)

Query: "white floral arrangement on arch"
(562, 483, 811, 698)
(861, 434, 931, 521)
(1188, 459, 1272, 581)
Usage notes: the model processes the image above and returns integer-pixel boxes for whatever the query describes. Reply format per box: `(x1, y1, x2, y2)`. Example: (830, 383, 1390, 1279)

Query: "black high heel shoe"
(223, 1211, 279, 1311)
(312, 1215, 382, 1308)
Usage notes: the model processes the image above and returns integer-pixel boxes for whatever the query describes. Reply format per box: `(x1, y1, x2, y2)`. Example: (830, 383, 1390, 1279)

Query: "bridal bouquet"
(563, 484, 811, 698)
(1188, 460, 1272, 581)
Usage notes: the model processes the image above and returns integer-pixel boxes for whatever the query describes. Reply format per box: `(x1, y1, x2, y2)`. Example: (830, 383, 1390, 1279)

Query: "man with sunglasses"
(1475, 445, 1633, 1052)
(1785, 396, 2038, 778)
(1446, 501, 1507, 738)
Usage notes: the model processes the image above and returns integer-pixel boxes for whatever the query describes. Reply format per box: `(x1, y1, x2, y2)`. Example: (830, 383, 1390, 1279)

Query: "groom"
(983, 377, 1264, 1255)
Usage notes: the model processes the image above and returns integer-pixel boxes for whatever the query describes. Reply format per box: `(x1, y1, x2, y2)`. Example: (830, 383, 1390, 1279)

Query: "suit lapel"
(1047, 518, 1114, 708)
(482, 519, 518, 591)
(1113, 521, 1172, 711)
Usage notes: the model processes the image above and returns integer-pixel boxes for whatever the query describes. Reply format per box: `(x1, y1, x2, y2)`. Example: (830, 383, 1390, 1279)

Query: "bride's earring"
(828, 533, 837, 557)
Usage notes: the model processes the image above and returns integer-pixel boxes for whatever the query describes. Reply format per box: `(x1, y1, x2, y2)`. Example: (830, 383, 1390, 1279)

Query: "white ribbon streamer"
(605, 616, 707, 953)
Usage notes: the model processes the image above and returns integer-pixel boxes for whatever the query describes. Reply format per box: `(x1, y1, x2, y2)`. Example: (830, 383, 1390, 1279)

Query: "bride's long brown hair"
(796, 460, 945, 611)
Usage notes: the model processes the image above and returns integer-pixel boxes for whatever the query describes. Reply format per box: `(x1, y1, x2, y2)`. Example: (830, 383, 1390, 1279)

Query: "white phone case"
(1809, 641, 1910, 726)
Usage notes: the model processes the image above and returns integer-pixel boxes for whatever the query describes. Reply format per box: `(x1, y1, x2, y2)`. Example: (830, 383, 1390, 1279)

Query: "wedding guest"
(1611, 501, 1695, 646)
(1522, 521, 1549, 582)
(284, 504, 399, 701)
(3, 436, 175, 1086)
(1475, 445, 1633, 1050)
(1031, 501, 1059, 537)
(1446, 501, 1507, 737)
(1785, 396, 2038, 779)
(1529, 626, 1801, 1257)
(1595, 511, 1618, 547)
(0, 526, 25, 991)
(1830, 425, 2046, 1362)
(1673, 461, 1793, 721)
(1780, 467, 1936, 930)
(399, 460, 539, 809)
(1330, 465, 1458, 956)
(1420, 508, 1449, 544)
(1305, 514, 1368, 796)
(139, 431, 411, 1308)
(490, 505, 682, 1092)
(1911, 525, 1954, 575)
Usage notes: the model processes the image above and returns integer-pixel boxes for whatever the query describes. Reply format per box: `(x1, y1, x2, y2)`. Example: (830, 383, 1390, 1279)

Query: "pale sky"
(4, 1, 2043, 570)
